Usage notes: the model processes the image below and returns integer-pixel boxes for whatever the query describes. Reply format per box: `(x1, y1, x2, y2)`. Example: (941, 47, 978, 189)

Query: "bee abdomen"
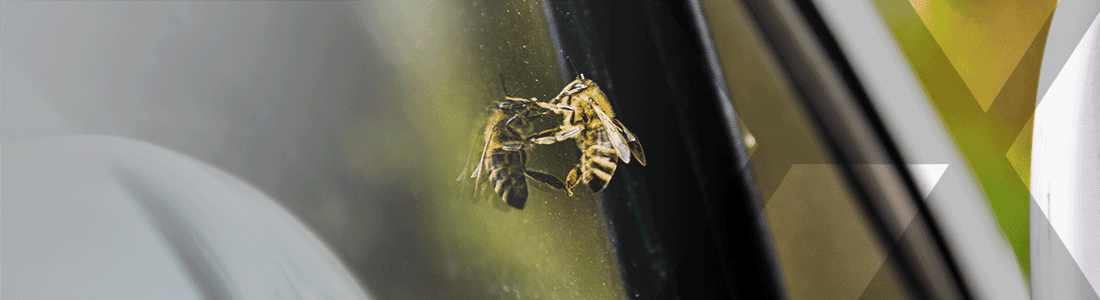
(489, 151, 528, 209)
(583, 145, 618, 193)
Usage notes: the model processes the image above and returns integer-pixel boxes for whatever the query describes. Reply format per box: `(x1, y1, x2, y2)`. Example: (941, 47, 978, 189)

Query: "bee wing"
(590, 101, 632, 164)
(613, 119, 646, 166)
(457, 125, 485, 181)
(457, 145, 475, 181)
(470, 128, 494, 188)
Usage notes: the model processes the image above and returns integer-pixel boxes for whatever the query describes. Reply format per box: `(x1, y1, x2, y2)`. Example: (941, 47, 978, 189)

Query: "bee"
(465, 79, 568, 209)
(529, 74, 647, 194)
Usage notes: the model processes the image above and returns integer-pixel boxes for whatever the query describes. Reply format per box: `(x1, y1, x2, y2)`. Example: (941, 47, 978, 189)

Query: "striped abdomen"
(579, 122, 619, 193)
(489, 149, 529, 209)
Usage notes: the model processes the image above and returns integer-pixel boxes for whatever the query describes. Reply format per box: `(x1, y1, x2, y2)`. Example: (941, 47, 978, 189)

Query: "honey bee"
(529, 74, 646, 194)
(466, 84, 568, 209)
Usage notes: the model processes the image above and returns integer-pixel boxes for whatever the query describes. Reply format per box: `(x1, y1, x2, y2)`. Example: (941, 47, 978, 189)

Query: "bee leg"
(534, 102, 575, 114)
(553, 126, 583, 141)
(529, 125, 583, 145)
(505, 124, 525, 137)
(533, 102, 576, 127)
(525, 111, 549, 122)
(528, 128, 558, 145)
(500, 126, 531, 151)
(565, 164, 582, 194)
(525, 170, 571, 196)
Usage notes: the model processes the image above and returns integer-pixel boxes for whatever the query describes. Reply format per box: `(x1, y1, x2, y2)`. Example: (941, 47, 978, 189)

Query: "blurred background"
(4, 0, 1099, 299)
(4, 1, 625, 299)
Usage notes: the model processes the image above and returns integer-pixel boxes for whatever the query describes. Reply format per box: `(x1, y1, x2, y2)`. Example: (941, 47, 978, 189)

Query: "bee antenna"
(499, 74, 524, 97)
(566, 56, 580, 79)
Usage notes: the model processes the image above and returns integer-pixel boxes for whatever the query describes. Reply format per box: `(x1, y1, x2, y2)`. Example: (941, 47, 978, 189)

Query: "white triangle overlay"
(909, 164, 949, 199)
(1031, 11, 1100, 297)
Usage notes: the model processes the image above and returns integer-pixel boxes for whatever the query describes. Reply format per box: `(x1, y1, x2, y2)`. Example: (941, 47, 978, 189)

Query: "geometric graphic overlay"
(707, 0, 1028, 295)
(1031, 12, 1100, 296)
(701, 2, 916, 297)
(909, 0, 1058, 112)
(701, 0, 835, 208)
(765, 164, 899, 300)
(765, 164, 947, 300)
(1032, 198, 1100, 300)
(871, 0, 1057, 274)
(1007, 116, 1034, 188)
(812, 0, 1031, 296)
(910, 164, 948, 199)
(1037, 0, 1100, 103)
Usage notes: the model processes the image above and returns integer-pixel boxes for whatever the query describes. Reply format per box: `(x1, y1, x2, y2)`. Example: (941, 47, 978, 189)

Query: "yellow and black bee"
(529, 74, 646, 194)
(467, 91, 568, 209)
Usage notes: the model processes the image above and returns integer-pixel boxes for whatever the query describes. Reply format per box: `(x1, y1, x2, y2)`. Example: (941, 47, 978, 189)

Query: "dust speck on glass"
(353, 0, 624, 299)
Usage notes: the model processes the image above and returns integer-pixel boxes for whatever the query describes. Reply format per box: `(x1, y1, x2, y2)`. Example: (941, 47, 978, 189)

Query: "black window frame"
(539, 0, 977, 299)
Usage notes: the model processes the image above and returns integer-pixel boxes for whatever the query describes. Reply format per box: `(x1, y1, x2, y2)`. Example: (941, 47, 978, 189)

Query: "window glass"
(351, 1, 623, 298)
